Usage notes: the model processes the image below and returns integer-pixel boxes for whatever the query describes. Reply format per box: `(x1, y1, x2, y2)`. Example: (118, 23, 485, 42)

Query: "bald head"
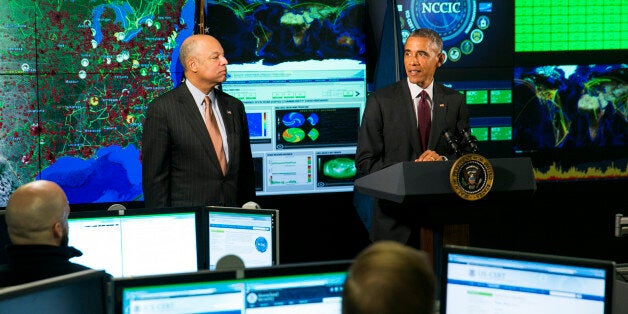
(179, 34, 228, 93)
(5, 180, 70, 246)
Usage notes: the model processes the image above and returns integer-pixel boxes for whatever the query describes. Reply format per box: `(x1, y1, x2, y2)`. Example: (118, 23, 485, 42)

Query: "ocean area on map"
(39, 145, 143, 204)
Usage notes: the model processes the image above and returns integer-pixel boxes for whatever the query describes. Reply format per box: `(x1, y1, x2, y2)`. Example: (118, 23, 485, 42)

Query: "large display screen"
(0, 0, 196, 206)
(395, 0, 514, 68)
(514, 0, 628, 52)
(204, 0, 367, 196)
(513, 63, 628, 180)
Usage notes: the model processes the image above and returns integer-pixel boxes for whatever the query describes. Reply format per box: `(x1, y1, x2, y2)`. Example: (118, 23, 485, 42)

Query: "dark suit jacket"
(355, 80, 469, 244)
(142, 83, 256, 208)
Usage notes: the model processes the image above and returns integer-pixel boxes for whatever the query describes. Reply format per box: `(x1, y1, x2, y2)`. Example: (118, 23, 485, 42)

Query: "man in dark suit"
(142, 34, 256, 208)
(0, 180, 96, 287)
(355, 28, 470, 246)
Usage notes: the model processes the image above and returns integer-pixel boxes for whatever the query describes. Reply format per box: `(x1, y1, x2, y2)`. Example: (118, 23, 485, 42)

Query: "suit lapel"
(176, 85, 221, 166)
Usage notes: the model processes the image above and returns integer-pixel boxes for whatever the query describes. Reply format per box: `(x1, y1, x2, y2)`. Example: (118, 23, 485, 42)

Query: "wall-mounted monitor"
(67, 207, 203, 278)
(203, 0, 367, 196)
(512, 62, 628, 180)
(514, 1, 628, 52)
(438, 67, 514, 158)
(0, 0, 196, 207)
(441, 245, 616, 314)
(394, 0, 514, 68)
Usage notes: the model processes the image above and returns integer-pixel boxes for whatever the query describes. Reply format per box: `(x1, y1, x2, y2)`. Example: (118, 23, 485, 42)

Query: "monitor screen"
(0, 0, 195, 207)
(205, 206, 279, 270)
(242, 260, 350, 313)
(0, 269, 109, 314)
(512, 63, 628, 180)
(514, 1, 628, 52)
(67, 207, 202, 278)
(112, 270, 240, 314)
(441, 245, 616, 314)
(111, 261, 350, 314)
(203, 0, 367, 196)
(394, 0, 514, 68)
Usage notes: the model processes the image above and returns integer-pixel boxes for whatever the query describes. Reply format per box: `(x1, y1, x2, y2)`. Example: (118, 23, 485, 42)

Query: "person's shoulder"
(371, 81, 404, 95)
(151, 84, 187, 102)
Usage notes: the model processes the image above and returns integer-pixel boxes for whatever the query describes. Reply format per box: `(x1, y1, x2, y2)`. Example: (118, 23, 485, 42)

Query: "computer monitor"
(110, 260, 350, 314)
(441, 245, 616, 314)
(204, 206, 279, 270)
(111, 269, 240, 314)
(0, 269, 109, 314)
(67, 207, 202, 278)
(242, 260, 351, 313)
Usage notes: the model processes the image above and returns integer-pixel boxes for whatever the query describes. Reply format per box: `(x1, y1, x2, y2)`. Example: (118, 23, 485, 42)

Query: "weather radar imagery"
(0, 0, 196, 206)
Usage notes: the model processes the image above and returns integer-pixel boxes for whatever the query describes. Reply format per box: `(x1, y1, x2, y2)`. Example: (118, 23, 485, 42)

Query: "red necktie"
(417, 90, 431, 151)
(204, 96, 227, 175)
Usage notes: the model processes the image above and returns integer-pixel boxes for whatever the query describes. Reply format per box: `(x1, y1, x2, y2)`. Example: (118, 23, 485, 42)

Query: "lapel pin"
(439, 103, 445, 108)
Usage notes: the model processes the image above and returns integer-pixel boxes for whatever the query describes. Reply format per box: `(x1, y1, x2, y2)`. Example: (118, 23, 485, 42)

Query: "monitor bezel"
(203, 206, 280, 269)
(0, 269, 109, 313)
(67, 206, 205, 277)
(440, 245, 616, 314)
(110, 269, 239, 314)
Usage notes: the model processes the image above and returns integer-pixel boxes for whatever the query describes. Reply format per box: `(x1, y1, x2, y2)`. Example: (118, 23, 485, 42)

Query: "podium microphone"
(443, 130, 461, 157)
(460, 129, 479, 154)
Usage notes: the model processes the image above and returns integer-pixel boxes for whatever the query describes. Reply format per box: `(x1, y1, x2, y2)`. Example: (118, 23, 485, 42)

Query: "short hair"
(342, 241, 436, 314)
(407, 28, 443, 53)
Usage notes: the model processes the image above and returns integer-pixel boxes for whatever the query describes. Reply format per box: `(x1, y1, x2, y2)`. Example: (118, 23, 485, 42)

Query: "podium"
(354, 157, 536, 265)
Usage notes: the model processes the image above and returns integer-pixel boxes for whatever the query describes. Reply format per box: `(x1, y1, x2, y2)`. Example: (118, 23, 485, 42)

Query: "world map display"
(0, 0, 195, 206)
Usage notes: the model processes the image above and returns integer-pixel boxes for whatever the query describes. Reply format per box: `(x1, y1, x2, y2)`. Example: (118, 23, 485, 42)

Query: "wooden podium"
(354, 157, 536, 267)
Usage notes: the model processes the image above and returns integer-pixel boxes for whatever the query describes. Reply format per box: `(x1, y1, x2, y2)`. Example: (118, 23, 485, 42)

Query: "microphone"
(460, 129, 479, 154)
(442, 130, 461, 157)
(242, 201, 261, 210)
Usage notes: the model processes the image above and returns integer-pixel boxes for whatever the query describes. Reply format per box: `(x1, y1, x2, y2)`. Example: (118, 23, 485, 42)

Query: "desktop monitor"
(204, 206, 279, 270)
(441, 245, 616, 314)
(242, 260, 351, 313)
(0, 269, 109, 314)
(111, 260, 350, 314)
(67, 207, 202, 278)
(111, 269, 239, 314)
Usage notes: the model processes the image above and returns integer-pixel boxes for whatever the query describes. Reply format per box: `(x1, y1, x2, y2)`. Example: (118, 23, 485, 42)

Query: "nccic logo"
(400, 0, 491, 64)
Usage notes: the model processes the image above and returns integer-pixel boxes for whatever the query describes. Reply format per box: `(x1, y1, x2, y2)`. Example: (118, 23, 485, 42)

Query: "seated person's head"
(342, 240, 436, 314)
(5, 180, 70, 247)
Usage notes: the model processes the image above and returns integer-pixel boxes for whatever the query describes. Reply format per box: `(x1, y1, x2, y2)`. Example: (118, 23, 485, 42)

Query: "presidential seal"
(449, 153, 493, 201)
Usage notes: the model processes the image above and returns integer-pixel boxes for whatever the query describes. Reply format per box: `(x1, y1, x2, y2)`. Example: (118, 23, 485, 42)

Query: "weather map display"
(204, 0, 367, 195)
(0, 0, 195, 206)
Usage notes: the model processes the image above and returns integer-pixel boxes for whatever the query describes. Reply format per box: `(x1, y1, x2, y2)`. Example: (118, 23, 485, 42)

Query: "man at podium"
(355, 28, 470, 247)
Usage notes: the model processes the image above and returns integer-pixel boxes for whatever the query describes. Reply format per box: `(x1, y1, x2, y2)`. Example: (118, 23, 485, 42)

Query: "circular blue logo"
(400, 0, 489, 64)
(255, 237, 268, 253)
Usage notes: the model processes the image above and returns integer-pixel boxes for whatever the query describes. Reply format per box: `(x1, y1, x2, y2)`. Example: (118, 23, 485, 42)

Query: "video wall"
(203, 0, 366, 196)
(0, 1, 625, 207)
(394, 0, 628, 181)
(0, 0, 196, 206)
